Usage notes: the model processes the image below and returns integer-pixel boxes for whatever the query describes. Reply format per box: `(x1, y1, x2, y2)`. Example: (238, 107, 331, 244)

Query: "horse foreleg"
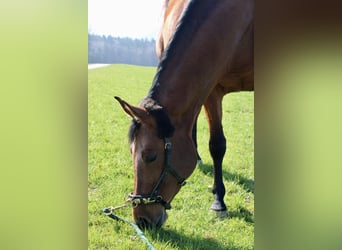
(204, 90, 227, 212)
(192, 114, 202, 165)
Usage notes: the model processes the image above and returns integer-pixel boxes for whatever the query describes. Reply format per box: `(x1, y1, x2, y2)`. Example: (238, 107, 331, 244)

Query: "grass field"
(88, 64, 254, 249)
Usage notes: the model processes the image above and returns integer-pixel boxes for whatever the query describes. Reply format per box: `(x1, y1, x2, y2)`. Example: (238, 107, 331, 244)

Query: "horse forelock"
(128, 98, 175, 143)
(142, 98, 175, 139)
(128, 119, 140, 144)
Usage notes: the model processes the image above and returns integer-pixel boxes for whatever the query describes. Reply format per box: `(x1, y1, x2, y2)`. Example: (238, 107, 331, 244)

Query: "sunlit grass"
(88, 64, 254, 249)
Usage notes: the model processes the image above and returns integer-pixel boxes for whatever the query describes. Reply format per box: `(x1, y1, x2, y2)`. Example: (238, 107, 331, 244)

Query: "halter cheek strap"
(127, 137, 186, 210)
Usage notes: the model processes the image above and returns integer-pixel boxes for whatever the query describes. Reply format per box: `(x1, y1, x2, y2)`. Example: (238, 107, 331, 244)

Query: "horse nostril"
(135, 210, 168, 230)
(137, 217, 153, 230)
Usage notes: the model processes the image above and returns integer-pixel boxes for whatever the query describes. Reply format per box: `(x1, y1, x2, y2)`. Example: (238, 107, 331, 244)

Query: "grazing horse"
(115, 0, 253, 229)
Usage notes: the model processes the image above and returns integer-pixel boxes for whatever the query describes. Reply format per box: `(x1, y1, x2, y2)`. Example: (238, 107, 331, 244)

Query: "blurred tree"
(88, 34, 158, 66)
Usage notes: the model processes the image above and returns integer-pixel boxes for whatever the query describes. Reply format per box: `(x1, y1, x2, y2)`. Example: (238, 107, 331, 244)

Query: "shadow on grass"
(228, 206, 254, 223)
(197, 162, 254, 194)
(148, 227, 231, 250)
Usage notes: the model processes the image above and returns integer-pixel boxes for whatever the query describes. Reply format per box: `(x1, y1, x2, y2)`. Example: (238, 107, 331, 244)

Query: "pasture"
(88, 64, 254, 249)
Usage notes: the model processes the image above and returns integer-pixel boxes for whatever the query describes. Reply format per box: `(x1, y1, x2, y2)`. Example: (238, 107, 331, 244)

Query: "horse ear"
(114, 96, 150, 123)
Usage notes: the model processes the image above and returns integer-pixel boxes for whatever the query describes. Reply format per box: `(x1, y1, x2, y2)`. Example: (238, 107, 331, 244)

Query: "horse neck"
(149, 29, 226, 131)
(151, 59, 217, 132)
(149, 0, 253, 133)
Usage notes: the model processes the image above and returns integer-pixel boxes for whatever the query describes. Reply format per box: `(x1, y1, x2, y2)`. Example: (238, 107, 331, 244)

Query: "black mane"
(148, 0, 212, 99)
(129, 0, 212, 143)
(128, 98, 175, 143)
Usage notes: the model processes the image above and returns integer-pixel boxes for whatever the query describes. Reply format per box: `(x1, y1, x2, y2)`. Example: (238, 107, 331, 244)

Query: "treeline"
(88, 34, 159, 66)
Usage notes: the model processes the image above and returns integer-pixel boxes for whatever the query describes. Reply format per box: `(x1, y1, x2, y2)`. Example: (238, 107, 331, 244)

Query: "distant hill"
(88, 34, 158, 66)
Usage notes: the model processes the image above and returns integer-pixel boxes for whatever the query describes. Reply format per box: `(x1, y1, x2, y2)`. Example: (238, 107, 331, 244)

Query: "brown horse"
(115, 0, 253, 229)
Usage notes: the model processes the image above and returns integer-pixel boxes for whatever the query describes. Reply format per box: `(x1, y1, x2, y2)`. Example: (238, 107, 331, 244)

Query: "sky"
(88, 0, 164, 39)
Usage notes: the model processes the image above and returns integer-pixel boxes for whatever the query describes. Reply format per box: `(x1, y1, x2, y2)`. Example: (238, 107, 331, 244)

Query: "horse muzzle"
(133, 204, 168, 229)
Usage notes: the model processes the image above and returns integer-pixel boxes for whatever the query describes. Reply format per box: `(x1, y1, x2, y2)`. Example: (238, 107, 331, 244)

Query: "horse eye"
(142, 153, 157, 164)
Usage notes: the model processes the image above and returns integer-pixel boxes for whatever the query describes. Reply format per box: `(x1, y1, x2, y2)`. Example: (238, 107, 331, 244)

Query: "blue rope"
(103, 207, 156, 250)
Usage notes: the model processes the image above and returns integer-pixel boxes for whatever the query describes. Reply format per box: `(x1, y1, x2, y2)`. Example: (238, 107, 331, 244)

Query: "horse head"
(115, 96, 197, 229)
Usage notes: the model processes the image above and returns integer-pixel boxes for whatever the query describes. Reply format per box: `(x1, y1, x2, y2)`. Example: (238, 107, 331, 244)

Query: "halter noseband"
(127, 138, 186, 210)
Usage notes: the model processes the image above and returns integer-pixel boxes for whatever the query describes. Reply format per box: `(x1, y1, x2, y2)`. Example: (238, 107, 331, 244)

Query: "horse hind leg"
(204, 90, 227, 214)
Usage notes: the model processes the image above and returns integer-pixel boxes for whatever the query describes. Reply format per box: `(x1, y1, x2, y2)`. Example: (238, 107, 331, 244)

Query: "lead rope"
(102, 137, 181, 250)
(103, 205, 156, 250)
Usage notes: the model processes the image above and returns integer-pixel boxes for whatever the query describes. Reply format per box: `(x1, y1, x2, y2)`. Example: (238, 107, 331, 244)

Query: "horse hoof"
(212, 210, 228, 218)
(210, 200, 227, 212)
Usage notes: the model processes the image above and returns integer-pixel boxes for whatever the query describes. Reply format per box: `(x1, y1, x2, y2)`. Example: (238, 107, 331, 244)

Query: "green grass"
(88, 64, 254, 249)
